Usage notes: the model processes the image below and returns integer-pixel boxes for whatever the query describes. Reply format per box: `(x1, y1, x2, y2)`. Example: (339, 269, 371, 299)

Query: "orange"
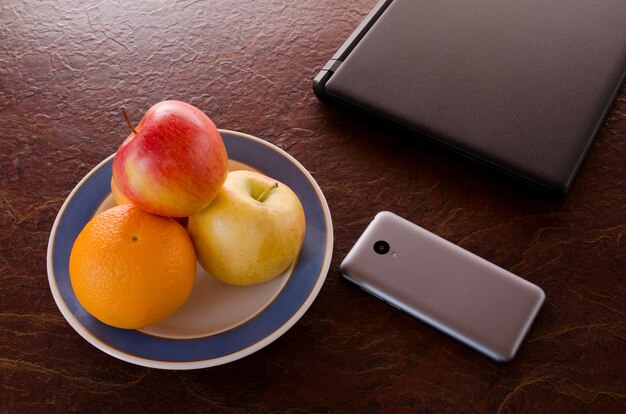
(69, 204, 196, 329)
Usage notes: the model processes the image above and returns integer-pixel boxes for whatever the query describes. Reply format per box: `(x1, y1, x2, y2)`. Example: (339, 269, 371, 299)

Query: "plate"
(47, 130, 333, 369)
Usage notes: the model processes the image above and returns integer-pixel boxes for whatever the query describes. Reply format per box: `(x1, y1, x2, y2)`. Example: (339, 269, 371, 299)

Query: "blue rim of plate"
(46, 130, 333, 369)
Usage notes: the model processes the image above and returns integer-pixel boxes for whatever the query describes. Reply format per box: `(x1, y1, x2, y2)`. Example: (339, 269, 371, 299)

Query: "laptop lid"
(314, 0, 626, 192)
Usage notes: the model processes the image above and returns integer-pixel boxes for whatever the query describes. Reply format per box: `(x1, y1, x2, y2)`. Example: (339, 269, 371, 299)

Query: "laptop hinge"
(322, 59, 343, 74)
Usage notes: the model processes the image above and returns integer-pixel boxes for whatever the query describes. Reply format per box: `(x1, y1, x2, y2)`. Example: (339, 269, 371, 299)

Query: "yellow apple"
(188, 170, 306, 285)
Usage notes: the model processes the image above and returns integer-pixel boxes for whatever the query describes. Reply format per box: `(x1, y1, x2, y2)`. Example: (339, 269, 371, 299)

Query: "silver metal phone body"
(340, 211, 545, 362)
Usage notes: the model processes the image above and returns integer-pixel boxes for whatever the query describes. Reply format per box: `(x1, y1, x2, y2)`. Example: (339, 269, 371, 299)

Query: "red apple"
(112, 100, 228, 217)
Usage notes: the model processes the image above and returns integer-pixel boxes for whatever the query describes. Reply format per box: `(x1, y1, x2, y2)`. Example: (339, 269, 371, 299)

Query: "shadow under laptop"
(313, 99, 568, 209)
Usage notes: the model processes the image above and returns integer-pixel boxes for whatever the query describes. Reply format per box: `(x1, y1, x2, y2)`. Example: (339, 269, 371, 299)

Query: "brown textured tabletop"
(1, 0, 625, 412)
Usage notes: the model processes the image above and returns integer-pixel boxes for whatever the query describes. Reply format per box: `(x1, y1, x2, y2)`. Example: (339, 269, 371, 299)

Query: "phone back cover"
(322, 0, 626, 192)
(340, 212, 545, 361)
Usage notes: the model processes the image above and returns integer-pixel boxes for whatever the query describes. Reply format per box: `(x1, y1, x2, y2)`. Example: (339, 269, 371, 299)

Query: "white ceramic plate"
(47, 130, 333, 369)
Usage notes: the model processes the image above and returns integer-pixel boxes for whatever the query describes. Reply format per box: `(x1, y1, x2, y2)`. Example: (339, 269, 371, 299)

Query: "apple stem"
(121, 106, 137, 134)
(256, 183, 278, 202)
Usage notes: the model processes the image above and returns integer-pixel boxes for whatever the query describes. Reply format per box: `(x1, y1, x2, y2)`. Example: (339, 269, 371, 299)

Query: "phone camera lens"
(373, 240, 390, 255)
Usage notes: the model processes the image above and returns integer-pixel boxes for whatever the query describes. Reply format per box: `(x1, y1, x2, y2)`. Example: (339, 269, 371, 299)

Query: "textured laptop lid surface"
(325, 0, 626, 191)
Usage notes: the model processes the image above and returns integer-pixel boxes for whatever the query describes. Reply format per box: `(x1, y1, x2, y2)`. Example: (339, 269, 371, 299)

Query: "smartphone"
(340, 211, 545, 362)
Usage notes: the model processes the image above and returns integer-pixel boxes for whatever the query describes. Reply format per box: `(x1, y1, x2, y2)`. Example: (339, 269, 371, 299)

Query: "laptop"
(314, 0, 626, 193)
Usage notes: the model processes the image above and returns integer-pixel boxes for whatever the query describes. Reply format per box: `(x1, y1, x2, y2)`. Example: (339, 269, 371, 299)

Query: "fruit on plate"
(69, 204, 196, 329)
(111, 176, 188, 227)
(188, 170, 306, 286)
(112, 100, 228, 217)
(110, 177, 131, 205)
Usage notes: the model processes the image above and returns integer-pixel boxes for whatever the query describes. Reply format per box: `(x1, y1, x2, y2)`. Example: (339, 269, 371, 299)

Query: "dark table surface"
(1, 0, 625, 412)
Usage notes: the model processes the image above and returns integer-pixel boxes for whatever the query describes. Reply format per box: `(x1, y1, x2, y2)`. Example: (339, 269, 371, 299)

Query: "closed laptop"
(314, 0, 626, 192)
